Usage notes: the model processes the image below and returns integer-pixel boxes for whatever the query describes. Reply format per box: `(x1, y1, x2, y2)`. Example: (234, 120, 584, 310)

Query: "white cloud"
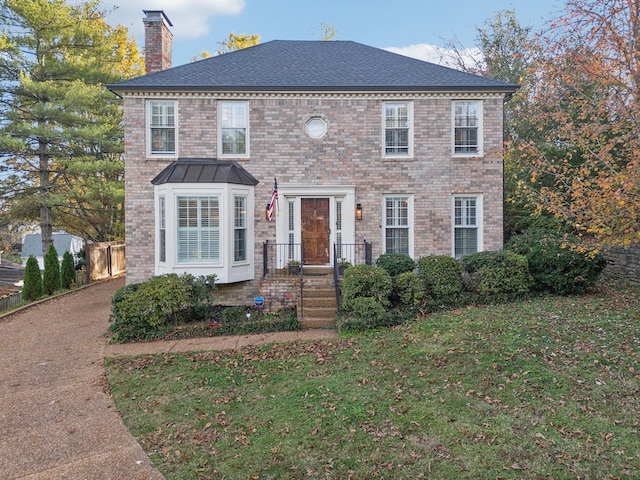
(105, 0, 245, 39)
(385, 43, 482, 70)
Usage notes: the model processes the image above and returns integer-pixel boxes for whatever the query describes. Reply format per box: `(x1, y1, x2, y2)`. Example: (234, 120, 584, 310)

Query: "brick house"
(108, 11, 518, 325)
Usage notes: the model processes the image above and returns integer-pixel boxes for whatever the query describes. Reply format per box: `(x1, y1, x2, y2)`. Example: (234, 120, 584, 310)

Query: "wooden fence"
(86, 242, 126, 281)
(0, 292, 22, 312)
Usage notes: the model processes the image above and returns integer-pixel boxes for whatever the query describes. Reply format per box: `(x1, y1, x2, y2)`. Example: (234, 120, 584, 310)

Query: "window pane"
(384, 103, 410, 155)
(386, 228, 409, 255)
(455, 228, 478, 258)
(385, 197, 410, 254)
(454, 101, 479, 154)
(150, 102, 176, 154)
(234, 196, 247, 262)
(220, 102, 247, 155)
(159, 196, 166, 263)
(177, 196, 220, 263)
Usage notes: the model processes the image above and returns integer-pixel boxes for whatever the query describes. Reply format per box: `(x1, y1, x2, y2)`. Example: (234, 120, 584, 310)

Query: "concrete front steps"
(300, 270, 337, 329)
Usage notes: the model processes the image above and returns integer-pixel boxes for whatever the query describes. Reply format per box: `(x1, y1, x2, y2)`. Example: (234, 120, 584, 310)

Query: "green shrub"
(43, 243, 61, 295)
(417, 255, 463, 303)
(376, 253, 416, 277)
(461, 250, 532, 302)
(506, 229, 605, 295)
(109, 274, 213, 342)
(396, 271, 424, 306)
(336, 297, 387, 333)
(22, 255, 43, 301)
(60, 251, 76, 289)
(222, 305, 247, 325)
(340, 264, 392, 311)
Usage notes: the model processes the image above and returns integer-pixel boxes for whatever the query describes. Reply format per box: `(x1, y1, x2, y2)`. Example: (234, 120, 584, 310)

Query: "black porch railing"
(262, 240, 373, 279)
(263, 241, 303, 278)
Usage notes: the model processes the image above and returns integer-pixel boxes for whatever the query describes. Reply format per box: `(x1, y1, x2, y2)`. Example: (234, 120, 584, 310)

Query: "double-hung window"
(219, 101, 248, 156)
(177, 196, 220, 263)
(159, 196, 166, 262)
(453, 100, 482, 155)
(384, 196, 412, 255)
(383, 102, 412, 157)
(148, 100, 176, 156)
(234, 196, 247, 262)
(453, 196, 481, 258)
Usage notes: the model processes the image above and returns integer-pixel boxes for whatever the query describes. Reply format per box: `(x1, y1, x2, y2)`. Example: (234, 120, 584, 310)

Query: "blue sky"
(107, 0, 563, 66)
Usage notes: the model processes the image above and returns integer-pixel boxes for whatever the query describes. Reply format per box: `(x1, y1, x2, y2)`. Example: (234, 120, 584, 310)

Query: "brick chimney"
(143, 10, 173, 74)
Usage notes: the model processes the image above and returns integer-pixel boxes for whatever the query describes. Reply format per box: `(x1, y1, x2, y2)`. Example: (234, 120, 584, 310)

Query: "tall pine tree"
(0, 0, 142, 253)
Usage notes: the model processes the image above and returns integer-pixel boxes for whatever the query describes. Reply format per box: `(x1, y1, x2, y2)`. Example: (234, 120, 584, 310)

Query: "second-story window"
(453, 100, 482, 156)
(219, 101, 248, 156)
(148, 100, 177, 156)
(383, 102, 412, 157)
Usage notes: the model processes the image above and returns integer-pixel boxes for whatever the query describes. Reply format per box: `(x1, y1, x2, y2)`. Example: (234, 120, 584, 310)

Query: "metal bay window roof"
(151, 158, 259, 186)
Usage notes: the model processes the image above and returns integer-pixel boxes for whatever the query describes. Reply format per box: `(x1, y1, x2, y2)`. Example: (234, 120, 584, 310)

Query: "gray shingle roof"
(108, 40, 519, 93)
(21, 232, 77, 258)
(151, 159, 259, 186)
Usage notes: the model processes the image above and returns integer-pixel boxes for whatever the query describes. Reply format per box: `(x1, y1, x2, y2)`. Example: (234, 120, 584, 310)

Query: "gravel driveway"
(0, 278, 163, 480)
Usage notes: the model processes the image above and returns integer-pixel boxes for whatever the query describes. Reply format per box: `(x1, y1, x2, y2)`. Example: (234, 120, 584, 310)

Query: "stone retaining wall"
(603, 246, 639, 285)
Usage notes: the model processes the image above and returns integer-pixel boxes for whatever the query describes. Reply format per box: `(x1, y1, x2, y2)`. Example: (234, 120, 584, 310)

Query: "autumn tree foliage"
(513, 0, 640, 245)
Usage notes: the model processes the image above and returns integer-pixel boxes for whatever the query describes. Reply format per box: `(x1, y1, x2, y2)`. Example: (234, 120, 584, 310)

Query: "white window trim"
(451, 100, 483, 158)
(218, 100, 250, 158)
(382, 195, 414, 258)
(154, 183, 255, 283)
(146, 100, 178, 158)
(382, 101, 413, 158)
(451, 194, 483, 258)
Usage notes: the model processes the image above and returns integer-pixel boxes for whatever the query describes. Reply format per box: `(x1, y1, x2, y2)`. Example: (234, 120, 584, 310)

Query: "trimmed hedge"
(506, 230, 605, 295)
(417, 255, 463, 305)
(109, 274, 216, 342)
(340, 264, 392, 311)
(461, 250, 532, 302)
(376, 253, 416, 277)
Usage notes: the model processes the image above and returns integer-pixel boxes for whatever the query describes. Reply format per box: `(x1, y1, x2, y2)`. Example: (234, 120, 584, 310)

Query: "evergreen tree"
(22, 255, 43, 301)
(60, 251, 76, 289)
(0, 0, 143, 250)
(43, 243, 61, 295)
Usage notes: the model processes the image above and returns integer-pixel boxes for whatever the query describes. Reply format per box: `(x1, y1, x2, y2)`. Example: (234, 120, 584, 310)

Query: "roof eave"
(108, 84, 520, 95)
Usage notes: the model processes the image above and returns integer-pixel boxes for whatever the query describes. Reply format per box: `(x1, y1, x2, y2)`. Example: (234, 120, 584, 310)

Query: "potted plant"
(288, 260, 301, 275)
(338, 258, 352, 275)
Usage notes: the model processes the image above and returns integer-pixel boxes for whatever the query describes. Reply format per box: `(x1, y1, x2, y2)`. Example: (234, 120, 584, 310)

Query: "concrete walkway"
(0, 278, 336, 479)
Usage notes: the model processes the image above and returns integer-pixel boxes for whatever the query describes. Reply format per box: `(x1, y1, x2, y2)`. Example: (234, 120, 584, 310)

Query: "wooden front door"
(301, 198, 330, 265)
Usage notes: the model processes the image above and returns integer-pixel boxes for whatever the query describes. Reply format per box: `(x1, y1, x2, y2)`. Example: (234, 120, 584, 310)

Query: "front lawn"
(105, 285, 640, 479)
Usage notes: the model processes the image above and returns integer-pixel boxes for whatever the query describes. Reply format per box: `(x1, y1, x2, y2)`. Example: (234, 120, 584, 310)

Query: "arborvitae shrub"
(22, 255, 43, 301)
(461, 250, 532, 302)
(417, 255, 463, 302)
(43, 243, 61, 295)
(506, 229, 606, 295)
(60, 251, 76, 289)
(376, 253, 416, 277)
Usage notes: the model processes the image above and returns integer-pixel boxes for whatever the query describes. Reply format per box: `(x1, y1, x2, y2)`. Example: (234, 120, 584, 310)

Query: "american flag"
(267, 178, 278, 221)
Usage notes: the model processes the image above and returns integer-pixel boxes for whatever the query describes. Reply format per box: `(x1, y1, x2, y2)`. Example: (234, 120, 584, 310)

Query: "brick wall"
(123, 93, 506, 292)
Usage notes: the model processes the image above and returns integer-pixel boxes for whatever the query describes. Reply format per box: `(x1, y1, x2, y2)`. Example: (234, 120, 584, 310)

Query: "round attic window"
(305, 117, 327, 138)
